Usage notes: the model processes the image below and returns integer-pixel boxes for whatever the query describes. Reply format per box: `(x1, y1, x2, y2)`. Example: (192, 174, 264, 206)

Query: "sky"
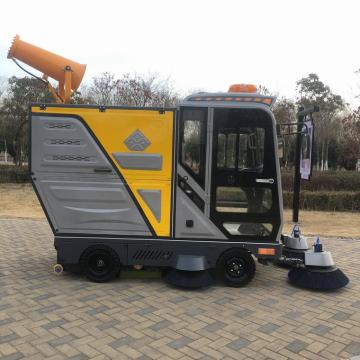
(0, 0, 359, 107)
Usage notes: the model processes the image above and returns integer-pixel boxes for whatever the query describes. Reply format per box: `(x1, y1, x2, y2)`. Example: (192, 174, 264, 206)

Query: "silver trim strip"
(57, 236, 281, 245)
(256, 178, 275, 184)
(113, 153, 163, 170)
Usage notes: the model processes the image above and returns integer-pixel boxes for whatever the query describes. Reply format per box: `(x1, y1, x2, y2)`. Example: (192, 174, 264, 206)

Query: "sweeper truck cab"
(7, 35, 348, 290)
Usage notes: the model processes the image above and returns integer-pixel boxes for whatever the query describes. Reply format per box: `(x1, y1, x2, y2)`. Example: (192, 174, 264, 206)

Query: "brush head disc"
(163, 269, 214, 289)
(288, 266, 349, 291)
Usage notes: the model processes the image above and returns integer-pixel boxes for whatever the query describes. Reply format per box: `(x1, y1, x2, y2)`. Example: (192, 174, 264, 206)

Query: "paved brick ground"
(0, 219, 359, 360)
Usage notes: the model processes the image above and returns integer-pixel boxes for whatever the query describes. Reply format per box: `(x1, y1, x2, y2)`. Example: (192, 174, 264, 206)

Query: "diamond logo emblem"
(124, 129, 151, 151)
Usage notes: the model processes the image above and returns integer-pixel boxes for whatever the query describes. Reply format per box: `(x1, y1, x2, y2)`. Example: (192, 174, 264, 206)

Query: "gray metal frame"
(55, 235, 283, 272)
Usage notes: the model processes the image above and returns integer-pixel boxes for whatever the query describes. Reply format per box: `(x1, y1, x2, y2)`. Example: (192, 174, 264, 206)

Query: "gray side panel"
(175, 188, 226, 239)
(113, 153, 163, 170)
(178, 164, 206, 198)
(31, 116, 114, 174)
(31, 115, 151, 236)
(38, 179, 151, 235)
(175, 255, 209, 270)
(138, 190, 161, 222)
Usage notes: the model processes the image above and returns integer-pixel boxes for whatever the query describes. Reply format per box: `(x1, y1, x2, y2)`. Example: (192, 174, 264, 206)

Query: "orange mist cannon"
(7, 35, 86, 103)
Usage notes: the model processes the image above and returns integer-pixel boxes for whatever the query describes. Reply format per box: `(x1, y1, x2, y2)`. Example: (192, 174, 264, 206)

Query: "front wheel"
(217, 249, 256, 287)
(80, 245, 120, 283)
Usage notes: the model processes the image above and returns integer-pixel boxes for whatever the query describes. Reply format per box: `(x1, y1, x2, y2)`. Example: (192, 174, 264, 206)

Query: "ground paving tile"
(0, 218, 359, 359)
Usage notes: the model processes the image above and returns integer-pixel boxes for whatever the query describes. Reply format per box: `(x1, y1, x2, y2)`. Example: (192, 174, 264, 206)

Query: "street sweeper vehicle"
(7, 35, 349, 290)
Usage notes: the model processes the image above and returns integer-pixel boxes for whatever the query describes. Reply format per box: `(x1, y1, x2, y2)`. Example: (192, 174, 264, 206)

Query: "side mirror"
(277, 138, 284, 159)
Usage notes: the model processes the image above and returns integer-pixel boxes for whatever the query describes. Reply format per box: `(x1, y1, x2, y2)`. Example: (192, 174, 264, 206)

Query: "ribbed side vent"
(132, 249, 173, 261)
(52, 155, 91, 161)
(50, 139, 81, 145)
(47, 123, 73, 129)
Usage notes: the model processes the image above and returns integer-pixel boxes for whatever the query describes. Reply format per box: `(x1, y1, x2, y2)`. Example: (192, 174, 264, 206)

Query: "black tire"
(80, 245, 120, 283)
(217, 249, 256, 287)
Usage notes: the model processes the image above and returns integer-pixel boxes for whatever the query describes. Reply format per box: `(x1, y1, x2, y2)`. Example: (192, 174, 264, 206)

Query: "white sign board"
(300, 119, 314, 180)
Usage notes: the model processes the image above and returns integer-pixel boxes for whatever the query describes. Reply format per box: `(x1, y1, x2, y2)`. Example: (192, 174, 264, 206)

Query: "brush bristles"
(164, 269, 214, 289)
(288, 267, 349, 291)
(275, 259, 292, 269)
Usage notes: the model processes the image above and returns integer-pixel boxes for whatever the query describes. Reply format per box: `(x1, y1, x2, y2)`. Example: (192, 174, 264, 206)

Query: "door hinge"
(255, 178, 275, 184)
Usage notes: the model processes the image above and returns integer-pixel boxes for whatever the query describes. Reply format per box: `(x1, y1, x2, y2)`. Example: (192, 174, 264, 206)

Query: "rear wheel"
(81, 246, 120, 283)
(217, 249, 256, 287)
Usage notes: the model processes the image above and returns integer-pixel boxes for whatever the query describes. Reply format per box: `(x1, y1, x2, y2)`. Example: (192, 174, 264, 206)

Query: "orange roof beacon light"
(7, 35, 86, 104)
(228, 84, 257, 93)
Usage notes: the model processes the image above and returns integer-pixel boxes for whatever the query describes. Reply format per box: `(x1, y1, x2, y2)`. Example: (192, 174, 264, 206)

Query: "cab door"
(210, 107, 281, 242)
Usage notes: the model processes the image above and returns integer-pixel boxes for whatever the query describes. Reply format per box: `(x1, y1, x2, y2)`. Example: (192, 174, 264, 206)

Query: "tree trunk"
(4, 139, 7, 163)
(316, 141, 320, 170)
(324, 140, 329, 171)
(13, 119, 27, 166)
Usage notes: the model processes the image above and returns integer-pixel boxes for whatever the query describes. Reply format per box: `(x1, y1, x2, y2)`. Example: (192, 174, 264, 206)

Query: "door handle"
(256, 178, 274, 184)
(94, 168, 112, 173)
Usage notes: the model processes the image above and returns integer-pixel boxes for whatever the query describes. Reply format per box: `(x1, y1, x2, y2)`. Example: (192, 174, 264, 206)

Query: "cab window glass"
(216, 186, 272, 213)
(217, 127, 265, 173)
(180, 108, 207, 187)
(226, 133, 236, 169)
(238, 128, 265, 173)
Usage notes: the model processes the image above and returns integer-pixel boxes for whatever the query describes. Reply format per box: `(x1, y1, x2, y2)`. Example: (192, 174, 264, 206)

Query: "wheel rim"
(225, 256, 247, 278)
(88, 252, 113, 277)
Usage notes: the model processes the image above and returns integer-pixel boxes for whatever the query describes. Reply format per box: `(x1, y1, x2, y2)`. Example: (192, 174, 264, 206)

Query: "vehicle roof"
(181, 92, 276, 109)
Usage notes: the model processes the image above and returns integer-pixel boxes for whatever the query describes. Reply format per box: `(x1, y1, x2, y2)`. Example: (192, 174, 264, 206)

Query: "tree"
(70, 84, 94, 105)
(327, 138, 342, 169)
(272, 97, 297, 168)
(87, 72, 117, 105)
(340, 107, 360, 170)
(0, 77, 7, 101)
(296, 73, 345, 171)
(88, 72, 179, 107)
(0, 77, 52, 165)
(257, 85, 272, 96)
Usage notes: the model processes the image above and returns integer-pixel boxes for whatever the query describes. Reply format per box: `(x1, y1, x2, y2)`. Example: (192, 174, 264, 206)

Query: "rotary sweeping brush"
(288, 266, 349, 291)
(288, 236, 349, 291)
(163, 269, 214, 289)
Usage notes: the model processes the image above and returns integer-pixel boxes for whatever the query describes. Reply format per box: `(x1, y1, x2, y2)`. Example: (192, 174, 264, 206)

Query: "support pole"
(47, 82, 62, 104)
(64, 66, 72, 103)
(292, 109, 304, 222)
(292, 105, 319, 222)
